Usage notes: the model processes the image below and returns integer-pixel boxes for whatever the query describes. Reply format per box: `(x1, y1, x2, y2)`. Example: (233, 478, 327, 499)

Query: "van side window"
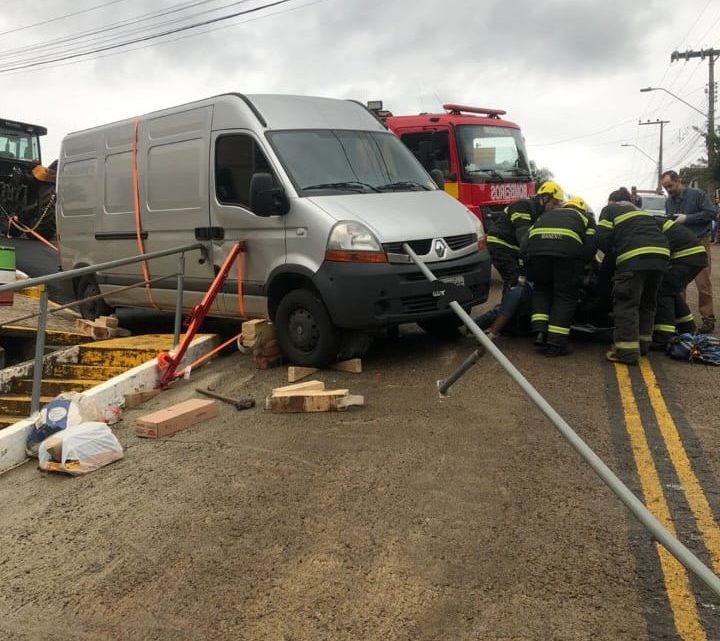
(400, 131, 451, 178)
(215, 135, 275, 208)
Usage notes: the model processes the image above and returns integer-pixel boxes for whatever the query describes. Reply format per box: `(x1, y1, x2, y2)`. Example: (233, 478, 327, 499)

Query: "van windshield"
(267, 130, 436, 195)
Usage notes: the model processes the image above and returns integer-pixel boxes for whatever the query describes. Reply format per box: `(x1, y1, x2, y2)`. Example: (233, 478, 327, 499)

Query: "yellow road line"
(640, 359, 720, 572)
(614, 364, 706, 641)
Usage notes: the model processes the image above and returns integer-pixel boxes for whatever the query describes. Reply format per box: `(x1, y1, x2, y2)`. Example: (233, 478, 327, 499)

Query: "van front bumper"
(312, 249, 491, 329)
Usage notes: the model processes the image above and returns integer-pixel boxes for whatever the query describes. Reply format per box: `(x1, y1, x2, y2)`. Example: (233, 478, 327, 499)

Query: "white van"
(57, 93, 491, 366)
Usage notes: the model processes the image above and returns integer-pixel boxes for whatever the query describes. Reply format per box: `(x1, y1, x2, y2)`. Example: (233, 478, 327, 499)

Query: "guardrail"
(0, 242, 207, 414)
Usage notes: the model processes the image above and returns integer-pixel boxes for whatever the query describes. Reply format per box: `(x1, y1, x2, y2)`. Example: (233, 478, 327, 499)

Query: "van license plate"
(440, 275, 465, 287)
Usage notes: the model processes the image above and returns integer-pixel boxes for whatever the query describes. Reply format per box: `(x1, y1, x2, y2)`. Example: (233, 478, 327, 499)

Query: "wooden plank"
(266, 389, 349, 414)
(124, 388, 161, 409)
(135, 398, 218, 438)
(241, 318, 265, 341)
(96, 315, 119, 328)
(287, 366, 319, 383)
(272, 380, 325, 395)
(331, 358, 362, 374)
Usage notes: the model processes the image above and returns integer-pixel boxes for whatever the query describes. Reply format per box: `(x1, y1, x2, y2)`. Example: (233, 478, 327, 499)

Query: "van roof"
(64, 93, 385, 138)
(246, 94, 385, 131)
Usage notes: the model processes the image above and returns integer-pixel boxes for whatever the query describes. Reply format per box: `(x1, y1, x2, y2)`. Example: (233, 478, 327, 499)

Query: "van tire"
(76, 275, 111, 320)
(275, 288, 339, 367)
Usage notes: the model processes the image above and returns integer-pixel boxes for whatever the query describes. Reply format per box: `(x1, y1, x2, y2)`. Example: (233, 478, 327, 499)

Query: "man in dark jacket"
(525, 195, 596, 356)
(486, 180, 564, 289)
(662, 170, 718, 333)
(597, 202, 669, 364)
(652, 217, 708, 346)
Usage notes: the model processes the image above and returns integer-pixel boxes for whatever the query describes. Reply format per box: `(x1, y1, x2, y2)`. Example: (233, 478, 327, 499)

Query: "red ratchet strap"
(157, 241, 246, 388)
(9, 216, 58, 252)
(132, 118, 159, 309)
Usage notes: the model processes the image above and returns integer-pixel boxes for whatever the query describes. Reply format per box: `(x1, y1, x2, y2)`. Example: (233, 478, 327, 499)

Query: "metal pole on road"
(402, 243, 720, 599)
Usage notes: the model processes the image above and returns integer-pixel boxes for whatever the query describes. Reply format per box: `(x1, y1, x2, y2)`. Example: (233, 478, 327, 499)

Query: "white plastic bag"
(26, 392, 103, 457)
(38, 421, 124, 476)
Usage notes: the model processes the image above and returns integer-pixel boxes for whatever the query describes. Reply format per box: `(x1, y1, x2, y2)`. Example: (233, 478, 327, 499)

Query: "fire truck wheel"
(76, 275, 112, 320)
(275, 288, 339, 367)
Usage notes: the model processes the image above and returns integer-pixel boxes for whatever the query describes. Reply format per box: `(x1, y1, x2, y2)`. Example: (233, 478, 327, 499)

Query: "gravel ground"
(0, 249, 719, 640)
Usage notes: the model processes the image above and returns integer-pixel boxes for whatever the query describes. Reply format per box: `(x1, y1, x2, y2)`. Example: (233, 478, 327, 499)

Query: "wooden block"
(266, 389, 349, 413)
(287, 366, 319, 383)
(124, 389, 161, 409)
(331, 358, 362, 374)
(242, 319, 275, 348)
(272, 380, 325, 395)
(135, 398, 218, 438)
(90, 325, 109, 340)
(96, 315, 119, 328)
(241, 319, 265, 341)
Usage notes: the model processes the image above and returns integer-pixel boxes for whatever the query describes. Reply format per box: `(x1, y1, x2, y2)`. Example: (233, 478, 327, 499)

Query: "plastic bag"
(26, 392, 102, 458)
(38, 421, 124, 476)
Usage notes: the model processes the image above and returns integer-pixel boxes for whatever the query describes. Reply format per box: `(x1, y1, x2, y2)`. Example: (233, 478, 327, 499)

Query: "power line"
(0, 0, 294, 74)
(0, 0, 227, 62)
(1, 0, 325, 77)
(0, 0, 132, 37)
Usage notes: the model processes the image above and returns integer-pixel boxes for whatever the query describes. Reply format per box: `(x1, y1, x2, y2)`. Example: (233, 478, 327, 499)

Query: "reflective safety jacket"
(526, 205, 597, 260)
(486, 196, 543, 253)
(661, 218, 708, 268)
(596, 203, 669, 272)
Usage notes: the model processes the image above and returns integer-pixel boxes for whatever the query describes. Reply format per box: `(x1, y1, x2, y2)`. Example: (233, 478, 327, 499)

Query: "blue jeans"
(474, 282, 533, 333)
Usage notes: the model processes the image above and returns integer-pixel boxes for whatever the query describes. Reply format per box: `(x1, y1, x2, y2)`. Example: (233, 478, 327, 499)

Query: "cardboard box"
(135, 398, 218, 438)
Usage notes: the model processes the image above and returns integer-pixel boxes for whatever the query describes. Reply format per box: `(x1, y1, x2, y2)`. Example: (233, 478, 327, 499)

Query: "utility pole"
(639, 119, 670, 192)
(671, 48, 719, 164)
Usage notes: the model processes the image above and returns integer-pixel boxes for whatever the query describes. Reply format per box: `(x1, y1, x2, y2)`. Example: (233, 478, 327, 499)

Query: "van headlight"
(325, 222, 387, 263)
(469, 212, 487, 251)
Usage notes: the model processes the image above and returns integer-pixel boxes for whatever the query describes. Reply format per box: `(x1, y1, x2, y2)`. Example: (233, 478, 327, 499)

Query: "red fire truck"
(368, 102, 534, 224)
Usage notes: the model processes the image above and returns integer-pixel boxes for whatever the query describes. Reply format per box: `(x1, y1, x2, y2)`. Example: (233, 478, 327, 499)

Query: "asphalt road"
(0, 251, 719, 640)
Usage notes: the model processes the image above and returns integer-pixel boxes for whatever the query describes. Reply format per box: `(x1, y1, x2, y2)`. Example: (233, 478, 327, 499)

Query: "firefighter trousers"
(612, 269, 664, 362)
(653, 263, 703, 344)
(527, 256, 585, 347)
(488, 245, 521, 290)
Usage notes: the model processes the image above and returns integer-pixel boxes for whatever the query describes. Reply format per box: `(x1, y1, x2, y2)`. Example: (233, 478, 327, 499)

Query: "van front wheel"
(275, 288, 339, 367)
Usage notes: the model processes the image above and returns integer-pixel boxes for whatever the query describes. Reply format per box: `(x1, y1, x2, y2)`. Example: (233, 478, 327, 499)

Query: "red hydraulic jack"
(157, 242, 246, 388)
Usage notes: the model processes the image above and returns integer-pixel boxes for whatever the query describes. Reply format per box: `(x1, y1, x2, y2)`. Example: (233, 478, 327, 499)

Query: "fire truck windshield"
(0, 128, 40, 163)
(456, 125, 530, 183)
(268, 129, 436, 195)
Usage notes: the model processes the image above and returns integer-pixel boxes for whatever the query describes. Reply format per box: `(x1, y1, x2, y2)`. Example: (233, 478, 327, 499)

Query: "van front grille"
(383, 239, 432, 255)
(444, 233, 476, 250)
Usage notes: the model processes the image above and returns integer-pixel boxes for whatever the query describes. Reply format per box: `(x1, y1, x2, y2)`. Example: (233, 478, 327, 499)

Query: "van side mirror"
(429, 169, 445, 190)
(250, 173, 289, 217)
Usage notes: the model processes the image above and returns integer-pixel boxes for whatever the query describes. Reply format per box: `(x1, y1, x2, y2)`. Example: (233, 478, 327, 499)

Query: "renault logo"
(434, 239, 447, 258)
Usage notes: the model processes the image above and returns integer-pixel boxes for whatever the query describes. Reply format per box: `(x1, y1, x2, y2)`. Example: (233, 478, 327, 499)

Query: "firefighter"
(652, 216, 708, 346)
(525, 195, 596, 356)
(486, 180, 565, 289)
(596, 202, 669, 364)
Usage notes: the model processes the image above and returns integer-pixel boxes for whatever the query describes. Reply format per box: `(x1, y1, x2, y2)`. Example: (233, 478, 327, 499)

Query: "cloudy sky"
(1, 0, 718, 212)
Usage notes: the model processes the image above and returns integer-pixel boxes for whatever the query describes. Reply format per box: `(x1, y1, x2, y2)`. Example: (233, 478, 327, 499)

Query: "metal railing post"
(30, 287, 49, 415)
(173, 253, 185, 348)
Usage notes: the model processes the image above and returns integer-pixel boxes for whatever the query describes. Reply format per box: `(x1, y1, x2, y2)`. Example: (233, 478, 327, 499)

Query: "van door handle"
(195, 226, 225, 241)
